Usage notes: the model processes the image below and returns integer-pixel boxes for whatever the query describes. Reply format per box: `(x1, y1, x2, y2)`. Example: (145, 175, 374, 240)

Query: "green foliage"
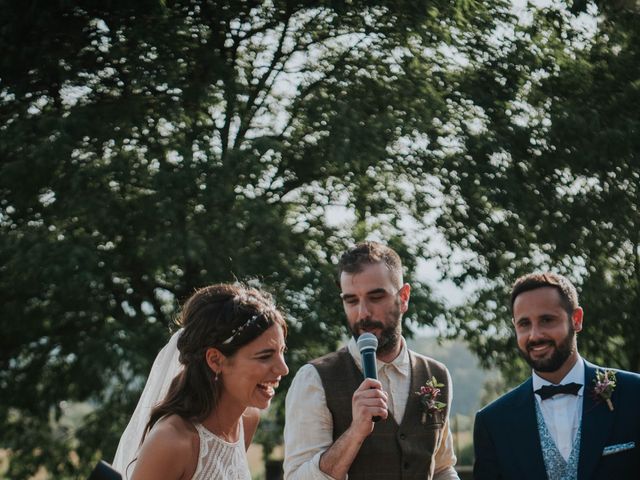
(0, 0, 509, 477)
(435, 1, 640, 379)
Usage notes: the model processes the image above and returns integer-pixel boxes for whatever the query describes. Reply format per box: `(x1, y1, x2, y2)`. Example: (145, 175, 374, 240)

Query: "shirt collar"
(347, 336, 410, 376)
(532, 356, 585, 395)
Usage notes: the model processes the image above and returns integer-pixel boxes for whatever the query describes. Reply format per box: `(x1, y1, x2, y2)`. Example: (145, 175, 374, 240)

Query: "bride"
(112, 283, 289, 480)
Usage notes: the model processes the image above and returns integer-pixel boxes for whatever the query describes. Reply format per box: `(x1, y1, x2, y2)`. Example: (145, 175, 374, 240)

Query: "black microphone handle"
(360, 349, 381, 422)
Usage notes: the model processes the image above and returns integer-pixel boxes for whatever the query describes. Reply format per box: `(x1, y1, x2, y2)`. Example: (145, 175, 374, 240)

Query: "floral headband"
(221, 313, 264, 345)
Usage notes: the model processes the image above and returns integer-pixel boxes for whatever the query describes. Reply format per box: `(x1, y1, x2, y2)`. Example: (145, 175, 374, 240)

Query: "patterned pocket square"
(602, 441, 636, 456)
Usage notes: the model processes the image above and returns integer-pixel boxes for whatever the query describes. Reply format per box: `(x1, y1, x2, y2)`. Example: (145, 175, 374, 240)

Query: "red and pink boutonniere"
(592, 369, 616, 411)
(416, 376, 446, 424)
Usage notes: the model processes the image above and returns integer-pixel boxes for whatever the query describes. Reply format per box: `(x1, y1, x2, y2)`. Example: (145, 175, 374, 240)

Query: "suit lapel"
(509, 379, 548, 479)
(400, 351, 421, 427)
(578, 361, 616, 479)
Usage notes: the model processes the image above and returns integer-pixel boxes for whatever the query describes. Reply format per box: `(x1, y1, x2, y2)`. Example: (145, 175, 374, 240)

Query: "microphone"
(357, 332, 381, 422)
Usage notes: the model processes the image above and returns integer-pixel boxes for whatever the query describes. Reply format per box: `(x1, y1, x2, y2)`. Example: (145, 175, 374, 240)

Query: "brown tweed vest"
(311, 347, 451, 480)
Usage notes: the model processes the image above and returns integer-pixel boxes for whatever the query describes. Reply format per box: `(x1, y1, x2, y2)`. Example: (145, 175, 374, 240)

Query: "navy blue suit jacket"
(473, 361, 640, 479)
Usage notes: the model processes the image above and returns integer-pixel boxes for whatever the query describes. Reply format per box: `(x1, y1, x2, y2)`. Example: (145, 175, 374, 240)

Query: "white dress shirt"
(532, 357, 585, 460)
(283, 337, 459, 480)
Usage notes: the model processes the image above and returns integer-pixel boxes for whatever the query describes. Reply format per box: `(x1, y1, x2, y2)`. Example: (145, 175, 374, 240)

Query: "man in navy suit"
(473, 272, 640, 479)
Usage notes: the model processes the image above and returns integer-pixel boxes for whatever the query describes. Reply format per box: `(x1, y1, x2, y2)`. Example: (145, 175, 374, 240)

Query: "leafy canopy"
(0, 0, 509, 477)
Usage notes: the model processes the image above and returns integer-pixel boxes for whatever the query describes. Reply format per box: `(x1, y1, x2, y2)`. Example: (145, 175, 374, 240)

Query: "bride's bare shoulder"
(132, 415, 199, 479)
(157, 414, 198, 438)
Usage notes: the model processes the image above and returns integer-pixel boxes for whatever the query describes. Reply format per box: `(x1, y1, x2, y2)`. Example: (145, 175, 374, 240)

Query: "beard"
(351, 300, 402, 357)
(518, 323, 576, 372)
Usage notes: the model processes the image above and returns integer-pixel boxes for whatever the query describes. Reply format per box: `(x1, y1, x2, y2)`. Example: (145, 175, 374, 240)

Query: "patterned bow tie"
(534, 382, 582, 400)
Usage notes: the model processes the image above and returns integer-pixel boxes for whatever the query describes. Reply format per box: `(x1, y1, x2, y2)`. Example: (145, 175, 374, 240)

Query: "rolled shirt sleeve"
(283, 364, 338, 480)
(432, 415, 460, 480)
(433, 366, 459, 480)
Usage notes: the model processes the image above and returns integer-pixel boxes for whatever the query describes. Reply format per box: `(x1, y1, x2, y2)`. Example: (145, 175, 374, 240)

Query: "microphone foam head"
(357, 332, 378, 352)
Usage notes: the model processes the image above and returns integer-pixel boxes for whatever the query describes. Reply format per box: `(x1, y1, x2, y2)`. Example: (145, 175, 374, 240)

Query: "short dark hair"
(337, 241, 403, 287)
(510, 272, 579, 316)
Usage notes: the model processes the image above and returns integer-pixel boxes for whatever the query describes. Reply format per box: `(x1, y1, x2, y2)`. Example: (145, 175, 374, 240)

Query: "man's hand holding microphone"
(350, 333, 388, 438)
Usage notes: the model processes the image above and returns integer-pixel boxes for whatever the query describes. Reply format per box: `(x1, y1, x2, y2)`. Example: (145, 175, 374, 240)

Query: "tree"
(434, 0, 640, 381)
(0, 0, 510, 477)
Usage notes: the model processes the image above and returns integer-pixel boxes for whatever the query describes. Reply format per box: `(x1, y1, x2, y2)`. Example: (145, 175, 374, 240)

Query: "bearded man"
(473, 272, 640, 479)
(284, 241, 459, 480)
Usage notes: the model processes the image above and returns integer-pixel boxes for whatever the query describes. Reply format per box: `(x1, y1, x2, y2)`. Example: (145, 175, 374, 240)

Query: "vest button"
(399, 433, 406, 440)
(403, 462, 410, 469)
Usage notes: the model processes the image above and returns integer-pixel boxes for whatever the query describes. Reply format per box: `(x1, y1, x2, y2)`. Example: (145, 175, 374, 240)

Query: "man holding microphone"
(284, 241, 459, 480)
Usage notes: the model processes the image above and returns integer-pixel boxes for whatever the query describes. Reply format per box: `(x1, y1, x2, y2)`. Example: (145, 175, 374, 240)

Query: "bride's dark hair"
(141, 283, 287, 440)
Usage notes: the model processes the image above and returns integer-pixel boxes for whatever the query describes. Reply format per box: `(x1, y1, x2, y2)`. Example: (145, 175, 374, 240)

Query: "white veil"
(112, 329, 184, 476)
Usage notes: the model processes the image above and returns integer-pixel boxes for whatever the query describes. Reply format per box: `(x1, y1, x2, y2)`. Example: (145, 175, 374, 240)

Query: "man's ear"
(572, 307, 584, 333)
(205, 347, 226, 374)
(399, 283, 411, 313)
